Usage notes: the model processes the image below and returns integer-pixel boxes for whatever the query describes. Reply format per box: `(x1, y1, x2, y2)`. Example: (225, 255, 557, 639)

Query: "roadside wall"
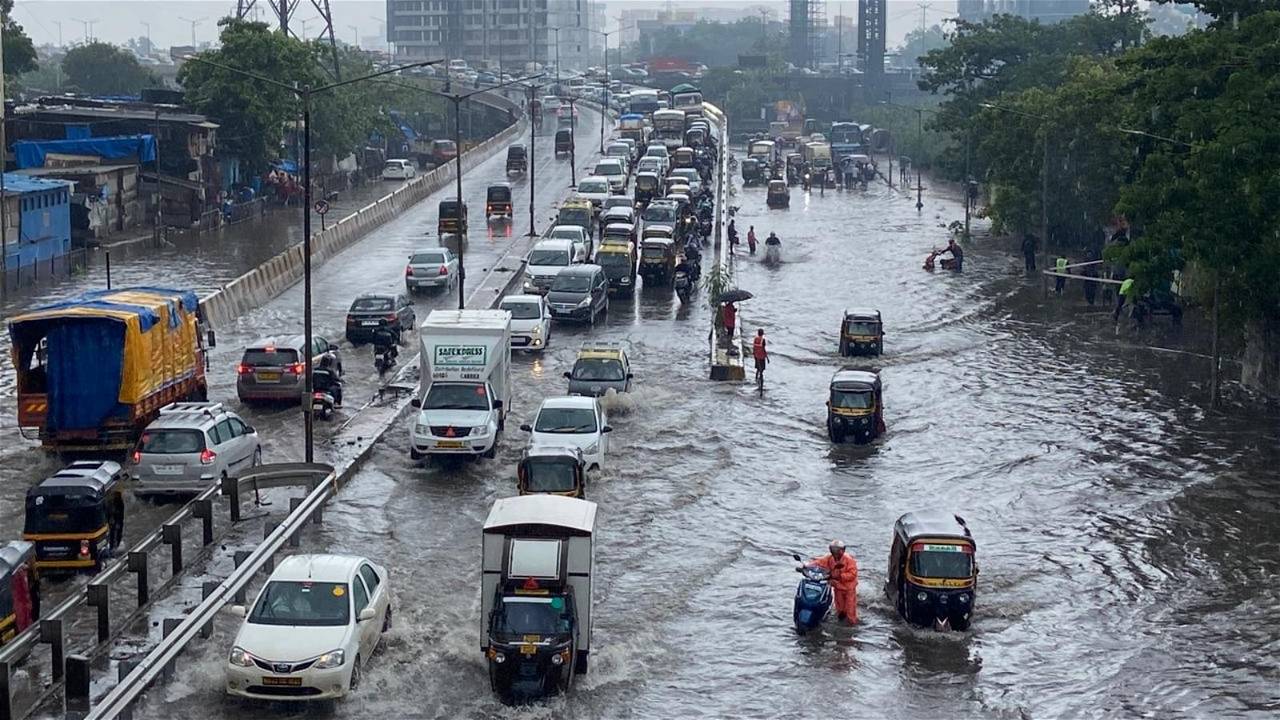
(200, 106, 527, 329)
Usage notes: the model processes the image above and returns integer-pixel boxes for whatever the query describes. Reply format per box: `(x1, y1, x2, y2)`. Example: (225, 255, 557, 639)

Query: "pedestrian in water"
(1114, 277, 1135, 322)
(727, 219, 738, 254)
(722, 301, 737, 339)
(1082, 261, 1099, 305)
(752, 328, 768, 385)
(1021, 233, 1037, 272)
(1055, 256, 1069, 294)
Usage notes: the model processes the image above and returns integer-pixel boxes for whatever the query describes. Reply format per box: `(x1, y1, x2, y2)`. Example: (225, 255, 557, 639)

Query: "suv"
(593, 159, 628, 193)
(524, 238, 577, 294)
(547, 264, 609, 324)
(345, 293, 416, 344)
(131, 402, 262, 498)
(237, 336, 342, 404)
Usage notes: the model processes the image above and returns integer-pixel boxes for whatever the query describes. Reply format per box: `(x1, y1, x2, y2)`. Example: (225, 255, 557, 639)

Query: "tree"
(896, 24, 948, 68)
(2, 0, 38, 78)
(62, 42, 156, 96)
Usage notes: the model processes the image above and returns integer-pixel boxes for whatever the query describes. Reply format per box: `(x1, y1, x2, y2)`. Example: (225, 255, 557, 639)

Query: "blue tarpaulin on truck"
(11, 135, 157, 170)
(45, 320, 127, 432)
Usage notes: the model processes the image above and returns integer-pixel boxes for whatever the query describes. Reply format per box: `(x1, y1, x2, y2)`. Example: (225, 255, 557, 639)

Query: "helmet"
(829, 540, 846, 553)
(319, 354, 335, 370)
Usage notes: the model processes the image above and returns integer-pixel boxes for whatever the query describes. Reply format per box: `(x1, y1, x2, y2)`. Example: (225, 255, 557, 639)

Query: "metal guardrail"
(84, 464, 337, 720)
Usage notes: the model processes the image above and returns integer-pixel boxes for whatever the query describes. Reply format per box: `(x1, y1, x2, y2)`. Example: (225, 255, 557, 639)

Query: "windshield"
(502, 302, 541, 320)
(24, 493, 107, 534)
(832, 389, 874, 410)
(534, 407, 598, 433)
(492, 596, 573, 636)
(579, 180, 609, 194)
(637, 176, 658, 189)
(523, 458, 578, 492)
(424, 383, 490, 411)
(595, 164, 621, 176)
(672, 171, 697, 183)
(597, 253, 630, 272)
(642, 246, 669, 259)
(559, 209, 590, 225)
(845, 320, 880, 336)
(248, 581, 350, 627)
(139, 429, 205, 454)
(351, 297, 393, 312)
(411, 252, 446, 265)
(643, 206, 676, 223)
(242, 348, 300, 367)
(551, 274, 592, 293)
(572, 358, 625, 382)
(529, 249, 571, 266)
(488, 188, 511, 201)
(910, 545, 974, 579)
(383, 162, 403, 171)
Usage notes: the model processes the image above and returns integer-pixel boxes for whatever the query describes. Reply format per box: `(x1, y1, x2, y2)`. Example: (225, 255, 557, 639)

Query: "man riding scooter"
(372, 325, 399, 374)
(311, 354, 343, 416)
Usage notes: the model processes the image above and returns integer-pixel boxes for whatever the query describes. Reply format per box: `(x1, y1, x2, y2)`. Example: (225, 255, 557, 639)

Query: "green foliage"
(895, 24, 948, 68)
(62, 42, 156, 96)
(2, 0, 38, 78)
(702, 262, 734, 311)
(1154, 0, 1271, 20)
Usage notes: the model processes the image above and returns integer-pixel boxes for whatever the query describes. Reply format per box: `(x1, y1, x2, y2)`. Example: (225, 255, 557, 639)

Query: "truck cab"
(482, 496, 596, 704)
(411, 310, 512, 461)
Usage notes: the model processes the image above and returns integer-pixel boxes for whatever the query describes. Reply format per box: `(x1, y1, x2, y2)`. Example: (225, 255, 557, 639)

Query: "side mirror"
(231, 604, 247, 617)
(602, 425, 613, 433)
(563, 372, 572, 379)
(626, 373, 634, 379)
(357, 607, 377, 622)
(493, 400, 503, 410)
(520, 424, 532, 432)
(244, 425, 256, 435)
(410, 398, 422, 408)
(206, 329, 217, 348)
(791, 553, 803, 562)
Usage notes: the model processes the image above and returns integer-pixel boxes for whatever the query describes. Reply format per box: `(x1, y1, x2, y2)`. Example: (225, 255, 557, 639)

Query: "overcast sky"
(15, 0, 961, 51)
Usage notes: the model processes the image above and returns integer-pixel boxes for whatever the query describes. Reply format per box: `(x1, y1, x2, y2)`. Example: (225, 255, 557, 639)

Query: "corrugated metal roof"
(0, 173, 73, 195)
(16, 104, 217, 127)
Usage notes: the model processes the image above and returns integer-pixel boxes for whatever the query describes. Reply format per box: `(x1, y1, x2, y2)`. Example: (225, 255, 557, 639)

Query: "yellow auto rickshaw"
(639, 237, 677, 286)
(767, 179, 790, 208)
(673, 146, 696, 169)
(517, 446, 587, 498)
(840, 308, 884, 356)
(486, 183, 513, 219)
(23, 461, 126, 574)
(886, 510, 978, 631)
(438, 198, 468, 236)
(826, 369, 883, 443)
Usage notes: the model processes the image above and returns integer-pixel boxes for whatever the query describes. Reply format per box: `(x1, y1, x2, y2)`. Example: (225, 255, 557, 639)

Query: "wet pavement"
(0, 110, 603, 573)
(78, 149, 1280, 719)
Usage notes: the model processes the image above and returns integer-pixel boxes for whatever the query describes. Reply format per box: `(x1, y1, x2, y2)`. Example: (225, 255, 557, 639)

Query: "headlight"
(551, 652, 564, 666)
(916, 592, 928, 602)
(313, 649, 345, 669)
(472, 425, 490, 437)
(229, 646, 255, 667)
(492, 652, 506, 664)
(530, 324, 543, 336)
(415, 423, 430, 436)
(576, 297, 592, 308)
(959, 593, 970, 604)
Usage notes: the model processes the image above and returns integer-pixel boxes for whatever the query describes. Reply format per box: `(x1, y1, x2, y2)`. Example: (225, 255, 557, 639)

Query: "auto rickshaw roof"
(507, 144, 526, 154)
(484, 495, 597, 536)
(603, 222, 636, 233)
(843, 307, 882, 321)
(31, 460, 123, 497)
(894, 510, 974, 545)
(523, 445, 586, 463)
(577, 341, 626, 361)
(0, 541, 34, 576)
(643, 237, 675, 247)
(561, 198, 593, 209)
(670, 83, 699, 93)
(741, 158, 759, 166)
(830, 369, 879, 388)
(636, 171, 660, 180)
(768, 180, 787, 189)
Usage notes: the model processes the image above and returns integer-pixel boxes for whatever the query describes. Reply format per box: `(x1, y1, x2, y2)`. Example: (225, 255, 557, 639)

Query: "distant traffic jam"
(1, 68, 974, 712)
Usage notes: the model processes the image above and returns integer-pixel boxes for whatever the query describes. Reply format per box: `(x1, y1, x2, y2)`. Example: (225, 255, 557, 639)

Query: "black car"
(345, 293, 416, 343)
(546, 265, 609, 324)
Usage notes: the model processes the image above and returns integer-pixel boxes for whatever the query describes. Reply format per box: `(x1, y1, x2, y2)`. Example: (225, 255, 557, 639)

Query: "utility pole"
(917, 2, 932, 34)
(915, 107, 923, 211)
(1040, 128, 1050, 296)
(963, 127, 971, 241)
(154, 109, 164, 242)
(72, 18, 98, 43)
(178, 17, 206, 47)
(526, 83, 541, 237)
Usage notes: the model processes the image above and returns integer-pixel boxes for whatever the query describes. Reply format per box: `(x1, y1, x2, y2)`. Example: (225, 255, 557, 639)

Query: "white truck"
(482, 495, 596, 704)
(410, 309, 512, 460)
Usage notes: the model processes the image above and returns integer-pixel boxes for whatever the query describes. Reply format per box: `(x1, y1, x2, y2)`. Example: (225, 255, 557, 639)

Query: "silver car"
(406, 247, 459, 294)
(132, 402, 262, 498)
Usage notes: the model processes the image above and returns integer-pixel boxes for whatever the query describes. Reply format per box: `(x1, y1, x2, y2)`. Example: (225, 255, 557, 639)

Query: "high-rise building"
(957, 0, 1090, 24)
(387, 0, 596, 71)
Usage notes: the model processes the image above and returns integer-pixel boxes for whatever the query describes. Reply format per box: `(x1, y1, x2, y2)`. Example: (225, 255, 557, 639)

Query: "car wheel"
(410, 447, 423, 460)
(383, 604, 393, 632)
(349, 657, 362, 692)
(252, 448, 262, 467)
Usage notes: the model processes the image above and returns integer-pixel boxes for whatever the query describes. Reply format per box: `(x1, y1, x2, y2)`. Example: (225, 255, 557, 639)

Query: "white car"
(574, 177, 611, 211)
(636, 156, 666, 177)
(499, 294, 552, 352)
(524, 238, 577, 294)
(593, 159, 628, 193)
(382, 159, 416, 180)
(226, 555, 392, 702)
(547, 224, 591, 261)
(521, 396, 612, 472)
(644, 145, 670, 162)
(605, 142, 632, 171)
(669, 168, 703, 198)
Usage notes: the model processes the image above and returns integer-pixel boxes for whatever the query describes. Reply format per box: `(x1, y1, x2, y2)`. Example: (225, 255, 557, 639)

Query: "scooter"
(764, 238, 782, 264)
(674, 270, 692, 303)
(311, 389, 335, 421)
(374, 343, 398, 375)
(791, 553, 833, 634)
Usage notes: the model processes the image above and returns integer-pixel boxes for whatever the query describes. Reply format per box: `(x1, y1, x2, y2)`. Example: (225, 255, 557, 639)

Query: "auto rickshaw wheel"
(828, 419, 844, 443)
(839, 339, 849, 356)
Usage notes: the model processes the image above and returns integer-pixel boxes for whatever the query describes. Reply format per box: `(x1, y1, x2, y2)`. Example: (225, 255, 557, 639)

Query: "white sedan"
(521, 396, 612, 471)
(226, 555, 392, 702)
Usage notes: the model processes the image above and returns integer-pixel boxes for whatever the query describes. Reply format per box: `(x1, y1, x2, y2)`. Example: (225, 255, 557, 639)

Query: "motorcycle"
(764, 237, 782, 264)
(791, 554, 833, 634)
(374, 343, 398, 375)
(311, 389, 335, 421)
(674, 270, 692, 303)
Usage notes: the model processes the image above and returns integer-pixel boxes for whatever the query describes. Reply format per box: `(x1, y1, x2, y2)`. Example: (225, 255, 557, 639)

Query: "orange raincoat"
(810, 552, 859, 623)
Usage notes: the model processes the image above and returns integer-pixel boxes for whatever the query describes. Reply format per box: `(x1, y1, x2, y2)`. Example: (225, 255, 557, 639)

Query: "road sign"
(314, 200, 330, 215)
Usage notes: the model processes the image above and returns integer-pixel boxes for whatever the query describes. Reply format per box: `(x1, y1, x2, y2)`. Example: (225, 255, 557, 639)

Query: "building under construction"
(788, 0, 826, 70)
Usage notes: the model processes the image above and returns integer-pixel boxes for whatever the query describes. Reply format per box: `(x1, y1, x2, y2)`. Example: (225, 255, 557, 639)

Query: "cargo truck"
(482, 495, 596, 704)
(410, 310, 512, 460)
(8, 287, 210, 452)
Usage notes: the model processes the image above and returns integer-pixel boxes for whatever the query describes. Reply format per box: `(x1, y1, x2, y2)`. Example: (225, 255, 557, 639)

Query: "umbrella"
(714, 289, 753, 304)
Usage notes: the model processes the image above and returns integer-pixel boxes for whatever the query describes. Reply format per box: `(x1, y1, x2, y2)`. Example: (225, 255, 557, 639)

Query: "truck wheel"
(575, 650, 588, 675)
(410, 448, 423, 460)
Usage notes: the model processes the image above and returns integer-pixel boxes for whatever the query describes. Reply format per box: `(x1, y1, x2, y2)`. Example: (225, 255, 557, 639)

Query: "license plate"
(512, 337, 530, 346)
(436, 440, 464, 449)
(153, 465, 184, 475)
(261, 677, 302, 686)
(519, 645, 538, 655)
(256, 372, 280, 382)
(361, 320, 379, 326)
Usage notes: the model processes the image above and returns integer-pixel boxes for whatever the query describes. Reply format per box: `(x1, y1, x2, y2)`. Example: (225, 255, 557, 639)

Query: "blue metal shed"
(2, 173, 75, 272)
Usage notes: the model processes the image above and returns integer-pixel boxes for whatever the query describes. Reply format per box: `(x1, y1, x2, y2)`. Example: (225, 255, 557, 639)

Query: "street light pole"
(453, 97, 465, 309)
(526, 82, 542, 237)
(183, 55, 443, 462)
(915, 107, 923, 211)
(567, 96, 577, 188)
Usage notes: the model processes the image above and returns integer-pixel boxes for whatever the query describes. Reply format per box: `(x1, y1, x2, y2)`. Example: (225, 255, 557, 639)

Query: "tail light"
(236, 363, 252, 375)
(405, 266, 414, 277)
(287, 362, 305, 374)
(438, 265, 448, 276)
(79, 540, 90, 558)
(199, 448, 217, 465)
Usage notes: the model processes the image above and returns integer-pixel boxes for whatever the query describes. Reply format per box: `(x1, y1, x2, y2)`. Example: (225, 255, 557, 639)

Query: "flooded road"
(129, 161, 1280, 718)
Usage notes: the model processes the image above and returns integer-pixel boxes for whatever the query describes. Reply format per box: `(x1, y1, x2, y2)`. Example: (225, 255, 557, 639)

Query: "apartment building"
(956, 0, 1091, 24)
(387, 0, 600, 70)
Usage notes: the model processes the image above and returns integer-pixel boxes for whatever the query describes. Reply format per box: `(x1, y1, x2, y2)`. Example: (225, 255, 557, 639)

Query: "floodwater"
(124, 158, 1280, 718)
